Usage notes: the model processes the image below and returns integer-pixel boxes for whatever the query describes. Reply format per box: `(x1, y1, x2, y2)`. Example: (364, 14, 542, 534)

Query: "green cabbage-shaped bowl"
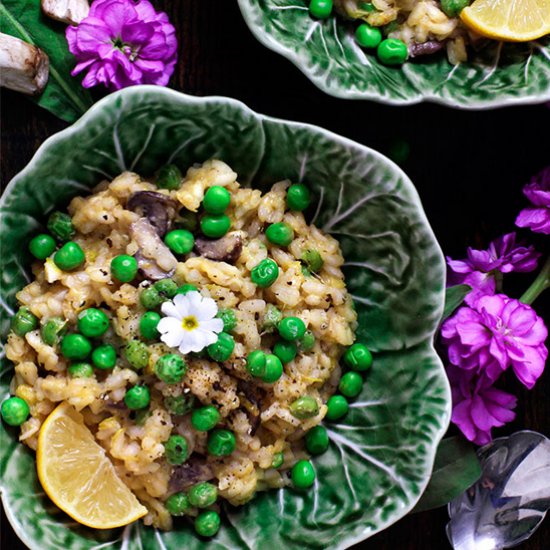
(238, 0, 550, 108)
(0, 87, 451, 550)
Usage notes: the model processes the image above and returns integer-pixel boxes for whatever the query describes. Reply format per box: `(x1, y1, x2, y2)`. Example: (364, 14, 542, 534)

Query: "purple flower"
(515, 166, 550, 235)
(447, 365, 517, 446)
(66, 0, 177, 90)
(441, 294, 548, 389)
(447, 233, 540, 305)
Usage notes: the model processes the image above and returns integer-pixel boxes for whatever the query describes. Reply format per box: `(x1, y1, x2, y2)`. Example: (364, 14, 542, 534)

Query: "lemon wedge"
(460, 0, 550, 42)
(37, 402, 147, 529)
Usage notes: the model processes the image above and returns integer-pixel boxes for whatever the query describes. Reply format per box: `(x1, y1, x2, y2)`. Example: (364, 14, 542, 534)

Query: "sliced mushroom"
(237, 380, 264, 436)
(0, 33, 49, 95)
(41, 0, 89, 25)
(127, 191, 178, 237)
(169, 456, 214, 493)
(409, 40, 445, 58)
(130, 218, 177, 280)
(194, 231, 243, 264)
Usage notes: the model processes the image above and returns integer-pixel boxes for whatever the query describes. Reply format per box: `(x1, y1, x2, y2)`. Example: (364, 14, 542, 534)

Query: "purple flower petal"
(442, 294, 547, 391)
(515, 167, 550, 234)
(66, 0, 177, 91)
(446, 365, 518, 445)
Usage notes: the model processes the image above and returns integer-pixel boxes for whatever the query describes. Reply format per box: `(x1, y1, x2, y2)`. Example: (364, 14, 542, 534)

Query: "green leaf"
(237, 0, 550, 107)
(442, 284, 471, 321)
(412, 436, 481, 513)
(0, 0, 94, 122)
(0, 88, 451, 549)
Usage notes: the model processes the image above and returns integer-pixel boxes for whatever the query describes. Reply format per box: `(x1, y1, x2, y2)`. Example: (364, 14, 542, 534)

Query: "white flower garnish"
(157, 291, 224, 354)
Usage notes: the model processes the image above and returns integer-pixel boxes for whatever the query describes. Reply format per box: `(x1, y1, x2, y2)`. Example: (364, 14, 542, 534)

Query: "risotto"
(336, 0, 486, 64)
(2, 159, 374, 535)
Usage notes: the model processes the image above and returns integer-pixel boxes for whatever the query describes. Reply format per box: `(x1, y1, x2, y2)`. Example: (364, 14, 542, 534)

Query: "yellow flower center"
(182, 315, 199, 331)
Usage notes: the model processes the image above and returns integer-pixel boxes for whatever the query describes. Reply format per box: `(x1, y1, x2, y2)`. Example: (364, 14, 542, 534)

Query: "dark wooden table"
(1, 1, 549, 548)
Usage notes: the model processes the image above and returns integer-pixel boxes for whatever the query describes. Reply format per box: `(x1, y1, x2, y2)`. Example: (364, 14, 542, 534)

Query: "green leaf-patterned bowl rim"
(0, 86, 451, 550)
(237, 0, 550, 108)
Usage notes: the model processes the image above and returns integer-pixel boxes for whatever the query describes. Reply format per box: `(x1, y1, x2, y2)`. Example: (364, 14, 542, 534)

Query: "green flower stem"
(520, 256, 550, 305)
(494, 270, 504, 293)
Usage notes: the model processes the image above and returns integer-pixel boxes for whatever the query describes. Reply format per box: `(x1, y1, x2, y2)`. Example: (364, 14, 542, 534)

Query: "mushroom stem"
(41, 0, 90, 25)
(0, 33, 49, 95)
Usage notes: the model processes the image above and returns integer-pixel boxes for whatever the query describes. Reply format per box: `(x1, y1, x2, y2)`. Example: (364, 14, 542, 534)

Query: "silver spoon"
(446, 431, 550, 550)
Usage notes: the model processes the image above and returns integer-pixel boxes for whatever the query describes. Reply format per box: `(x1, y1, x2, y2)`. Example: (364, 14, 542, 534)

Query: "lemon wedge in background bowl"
(37, 402, 147, 529)
(461, 0, 550, 42)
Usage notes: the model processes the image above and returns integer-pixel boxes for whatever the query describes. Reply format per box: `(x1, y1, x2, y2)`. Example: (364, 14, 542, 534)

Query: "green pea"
(139, 311, 161, 340)
(207, 332, 234, 362)
(246, 350, 267, 378)
(200, 214, 231, 238)
(299, 330, 315, 352)
(325, 395, 349, 421)
(440, 0, 470, 17)
(273, 340, 297, 364)
(41, 317, 67, 346)
(207, 429, 236, 457)
(166, 492, 190, 516)
(164, 394, 195, 416)
(286, 183, 311, 211)
(339, 372, 363, 398)
(77, 308, 109, 338)
(68, 362, 94, 378)
(175, 283, 198, 295)
(203, 186, 231, 215)
(91, 344, 117, 370)
(191, 405, 220, 431)
(124, 340, 150, 370)
(110, 255, 138, 283)
(216, 308, 237, 332)
(343, 343, 373, 372)
(377, 38, 408, 65)
(134, 409, 151, 426)
(188, 482, 218, 508)
(262, 354, 283, 383)
(305, 425, 329, 455)
(289, 396, 319, 419)
(278, 316, 306, 341)
(301, 265, 311, 278)
(47, 211, 74, 242)
(153, 279, 178, 299)
(251, 258, 279, 288)
(140, 287, 164, 310)
(61, 334, 92, 360)
(382, 21, 399, 35)
(262, 304, 282, 332)
(156, 164, 182, 190)
(124, 385, 150, 410)
(11, 307, 38, 337)
(155, 354, 186, 384)
(53, 242, 85, 271)
(164, 434, 189, 465)
(301, 249, 324, 273)
(29, 234, 56, 260)
(176, 209, 198, 232)
(265, 222, 294, 247)
(271, 452, 284, 469)
(1, 396, 30, 426)
(355, 23, 382, 49)
(291, 459, 316, 488)
(359, 1, 377, 12)
(309, 0, 332, 19)
(165, 229, 195, 255)
(195, 510, 221, 537)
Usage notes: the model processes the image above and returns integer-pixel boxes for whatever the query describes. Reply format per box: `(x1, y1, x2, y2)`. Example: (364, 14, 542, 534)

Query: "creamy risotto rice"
(5, 160, 359, 531)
